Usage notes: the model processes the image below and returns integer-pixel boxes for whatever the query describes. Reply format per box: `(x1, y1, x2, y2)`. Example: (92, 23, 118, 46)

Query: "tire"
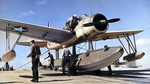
(54, 67, 57, 71)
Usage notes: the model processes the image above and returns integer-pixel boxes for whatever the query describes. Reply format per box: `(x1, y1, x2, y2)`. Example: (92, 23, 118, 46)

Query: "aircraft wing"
(0, 18, 73, 43)
(93, 29, 144, 41)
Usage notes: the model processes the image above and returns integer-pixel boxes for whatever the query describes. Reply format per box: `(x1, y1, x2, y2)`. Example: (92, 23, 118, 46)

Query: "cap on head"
(62, 45, 66, 48)
(73, 14, 77, 18)
(31, 40, 35, 43)
(104, 45, 108, 48)
(48, 52, 50, 54)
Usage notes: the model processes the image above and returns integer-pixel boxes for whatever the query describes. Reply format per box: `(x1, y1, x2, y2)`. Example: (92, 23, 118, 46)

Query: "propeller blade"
(83, 22, 100, 27)
(107, 18, 120, 23)
(83, 18, 120, 27)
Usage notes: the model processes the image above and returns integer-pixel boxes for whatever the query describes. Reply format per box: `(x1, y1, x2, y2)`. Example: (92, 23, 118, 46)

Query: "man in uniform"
(45, 52, 54, 70)
(62, 45, 72, 76)
(27, 40, 41, 82)
(65, 15, 80, 33)
(104, 45, 112, 75)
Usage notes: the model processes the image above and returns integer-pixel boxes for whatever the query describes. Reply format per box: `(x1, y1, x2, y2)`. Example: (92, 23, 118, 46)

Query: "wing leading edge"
(0, 18, 73, 43)
(93, 29, 144, 41)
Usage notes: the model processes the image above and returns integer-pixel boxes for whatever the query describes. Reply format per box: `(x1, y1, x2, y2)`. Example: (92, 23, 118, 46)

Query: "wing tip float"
(1, 50, 16, 62)
(123, 51, 145, 61)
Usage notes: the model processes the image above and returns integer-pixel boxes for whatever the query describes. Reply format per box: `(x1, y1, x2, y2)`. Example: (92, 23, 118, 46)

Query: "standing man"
(5, 62, 9, 70)
(27, 40, 41, 82)
(104, 45, 112, 75)
(45, 52, 54, 70)
(62, 45, 72, 76)
(65, 14, 80, 33)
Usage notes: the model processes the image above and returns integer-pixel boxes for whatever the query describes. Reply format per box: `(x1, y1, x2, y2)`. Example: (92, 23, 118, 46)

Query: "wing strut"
(133, 33, 137, 52)
(117, 33, 137, 55)
(12, 33, 23, 50)
(76, 41, 88, 53)
(5, 24, 10, 68)
(6, 24, 10, 50)
(124, 34, 137, 53)
(117, 36, 129, 54)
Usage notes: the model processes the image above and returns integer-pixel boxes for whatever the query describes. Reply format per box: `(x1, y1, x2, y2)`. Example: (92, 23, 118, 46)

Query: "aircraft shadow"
(41, 72, 68, 76)
(0, 81, 23, 84)
(19, 75, 43, 78)
(42, 69, 150, 79)
(19, 75, 73, 83)
(96, 68, 150, 79)
(71, 68, 150, 84)
(56, 68, 150, 79)
(38, 79, 73, 83)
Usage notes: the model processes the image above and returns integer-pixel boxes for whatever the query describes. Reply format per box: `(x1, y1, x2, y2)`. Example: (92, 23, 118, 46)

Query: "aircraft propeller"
(83, 18, 120, 27)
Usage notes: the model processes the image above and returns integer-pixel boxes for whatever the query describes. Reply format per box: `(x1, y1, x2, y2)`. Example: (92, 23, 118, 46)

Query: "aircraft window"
(79, 14, 88, 20)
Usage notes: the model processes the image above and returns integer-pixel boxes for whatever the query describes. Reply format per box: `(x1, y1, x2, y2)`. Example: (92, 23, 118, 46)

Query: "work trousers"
(50, 59, 54, 70)
(32, 58, 39, 81)
(62, 57, 70, 76)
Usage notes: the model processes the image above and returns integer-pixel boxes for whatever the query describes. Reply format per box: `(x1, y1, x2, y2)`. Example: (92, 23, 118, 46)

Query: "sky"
(0, 0, 150, 69)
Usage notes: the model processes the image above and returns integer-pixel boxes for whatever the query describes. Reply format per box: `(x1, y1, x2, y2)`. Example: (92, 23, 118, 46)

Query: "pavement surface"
(0, 68, 150, 84)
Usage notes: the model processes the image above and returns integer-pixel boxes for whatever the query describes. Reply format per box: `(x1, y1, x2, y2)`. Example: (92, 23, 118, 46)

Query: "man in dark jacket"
(45, 52, 54, 70)
(27, 40, 41, 82)
(65, 15, 80, 32)
(62, 45, 72, 76)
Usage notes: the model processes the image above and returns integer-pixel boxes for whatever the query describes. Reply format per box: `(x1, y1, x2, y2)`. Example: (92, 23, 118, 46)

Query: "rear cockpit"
(79, 14, 89, 20)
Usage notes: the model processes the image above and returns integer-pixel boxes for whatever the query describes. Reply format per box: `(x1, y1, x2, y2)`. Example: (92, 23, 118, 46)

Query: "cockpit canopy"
(79, 14, 89, 20)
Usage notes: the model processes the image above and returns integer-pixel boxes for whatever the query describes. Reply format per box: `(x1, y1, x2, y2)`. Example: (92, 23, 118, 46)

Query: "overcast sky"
(0, 0, 150, 69)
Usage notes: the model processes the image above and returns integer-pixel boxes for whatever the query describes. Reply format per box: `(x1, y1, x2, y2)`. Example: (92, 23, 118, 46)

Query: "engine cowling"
(91, 13, 109, 33)
(75, 13, 108, 40)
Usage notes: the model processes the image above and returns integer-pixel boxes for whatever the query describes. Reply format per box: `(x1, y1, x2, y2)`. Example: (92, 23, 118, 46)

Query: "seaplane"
(0, 13, 145, 74)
